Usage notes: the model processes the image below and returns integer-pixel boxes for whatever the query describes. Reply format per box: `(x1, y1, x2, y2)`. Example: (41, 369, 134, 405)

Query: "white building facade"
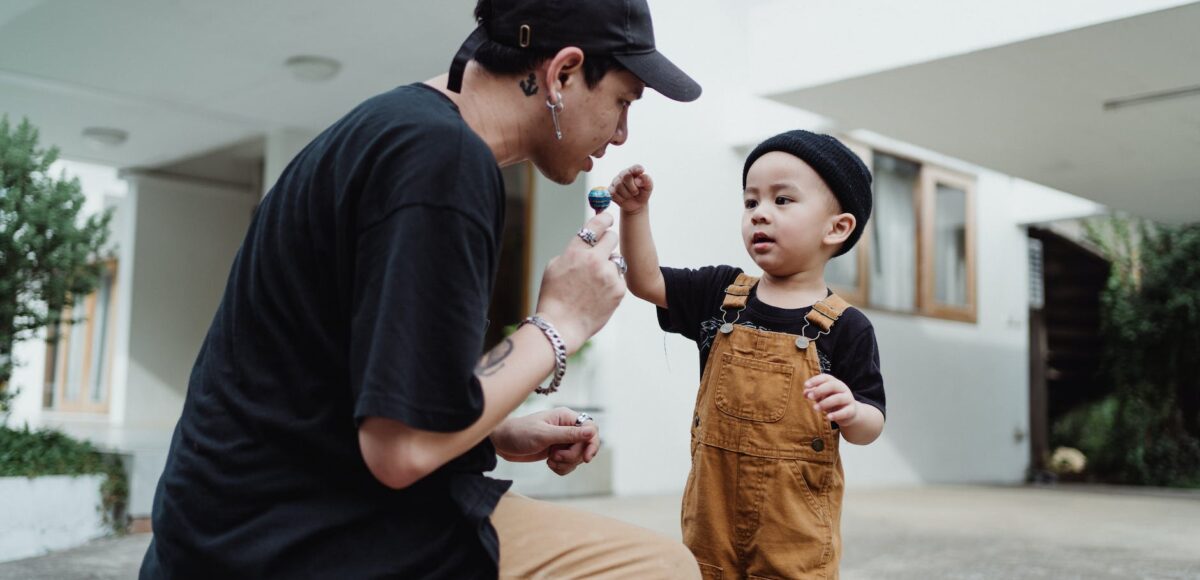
(6, 0, 1193, 514)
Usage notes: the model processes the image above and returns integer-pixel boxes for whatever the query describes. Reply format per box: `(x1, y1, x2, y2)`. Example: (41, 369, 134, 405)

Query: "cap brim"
(613, 50, 701, 102)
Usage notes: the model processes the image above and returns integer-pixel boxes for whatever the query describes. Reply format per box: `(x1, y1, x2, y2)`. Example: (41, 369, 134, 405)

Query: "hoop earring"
(545, 92, 564, 140)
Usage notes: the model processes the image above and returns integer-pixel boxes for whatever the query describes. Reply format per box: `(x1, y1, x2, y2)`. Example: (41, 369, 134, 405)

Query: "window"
(43, 260, 118, 412)
(828, 143, 976, 322)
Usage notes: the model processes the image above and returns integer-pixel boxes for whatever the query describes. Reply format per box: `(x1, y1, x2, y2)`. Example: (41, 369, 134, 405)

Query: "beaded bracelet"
(520, 315, 567, 395)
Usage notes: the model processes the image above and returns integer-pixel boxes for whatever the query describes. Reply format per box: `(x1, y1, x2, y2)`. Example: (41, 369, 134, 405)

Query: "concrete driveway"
(2, 484, 1197, 579)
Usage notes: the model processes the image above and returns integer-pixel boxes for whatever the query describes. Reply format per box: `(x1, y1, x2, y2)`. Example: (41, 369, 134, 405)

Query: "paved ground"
(2, 484, 1198, 579)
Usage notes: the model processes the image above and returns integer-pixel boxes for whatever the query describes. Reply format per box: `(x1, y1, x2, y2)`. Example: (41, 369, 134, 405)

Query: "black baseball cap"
(448, 0, 701, 102)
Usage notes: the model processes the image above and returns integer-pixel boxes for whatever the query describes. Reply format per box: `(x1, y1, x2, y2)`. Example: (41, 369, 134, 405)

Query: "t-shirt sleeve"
(347, 124, 501, 433)
(833, 311, 886, 418)
(656, 265, 742, 343)
(350, 206, 495, 431)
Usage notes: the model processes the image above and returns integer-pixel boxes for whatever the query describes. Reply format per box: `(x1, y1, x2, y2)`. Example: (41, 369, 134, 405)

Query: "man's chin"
(551, 170, 580, 185)
(532, 162, 582, 186)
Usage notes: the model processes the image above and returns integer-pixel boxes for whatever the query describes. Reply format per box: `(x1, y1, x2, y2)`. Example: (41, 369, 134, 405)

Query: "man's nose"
(609, 110, 629, 146)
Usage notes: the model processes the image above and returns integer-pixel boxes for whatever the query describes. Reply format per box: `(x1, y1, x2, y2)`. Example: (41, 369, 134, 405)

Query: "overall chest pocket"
(714, 354, 795, 423)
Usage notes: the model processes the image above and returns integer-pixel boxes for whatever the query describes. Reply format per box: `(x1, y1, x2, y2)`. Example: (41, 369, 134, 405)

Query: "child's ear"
(825, 213, 856, 246)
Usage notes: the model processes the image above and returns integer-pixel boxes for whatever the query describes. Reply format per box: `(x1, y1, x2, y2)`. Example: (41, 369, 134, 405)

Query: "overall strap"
(805, 293, 852, 333)
(722, 273, 760, 310)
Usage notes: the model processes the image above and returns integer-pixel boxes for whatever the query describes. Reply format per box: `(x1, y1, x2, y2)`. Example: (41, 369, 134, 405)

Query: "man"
(141, 0, 702, 577)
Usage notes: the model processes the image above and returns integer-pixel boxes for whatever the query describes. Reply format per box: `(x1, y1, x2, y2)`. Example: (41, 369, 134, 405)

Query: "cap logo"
(519, 24, 531, 48)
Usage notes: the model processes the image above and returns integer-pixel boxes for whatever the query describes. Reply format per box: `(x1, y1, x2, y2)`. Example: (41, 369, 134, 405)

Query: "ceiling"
(0, 0, 475, 170)
(4, 1, 1196, 223)
(771, 2, 1200, 224)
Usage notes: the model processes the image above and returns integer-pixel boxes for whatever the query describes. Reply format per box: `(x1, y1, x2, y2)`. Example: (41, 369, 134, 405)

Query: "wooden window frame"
(484, 162, 536, 350)
(46, 259, 118, 413)
(831, 139, 977, 323)
(919, 165, 977, 322)
(830, 140, 873, 307)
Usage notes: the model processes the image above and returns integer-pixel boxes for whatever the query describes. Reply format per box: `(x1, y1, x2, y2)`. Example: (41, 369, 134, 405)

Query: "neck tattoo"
(520, 73, 538, 97)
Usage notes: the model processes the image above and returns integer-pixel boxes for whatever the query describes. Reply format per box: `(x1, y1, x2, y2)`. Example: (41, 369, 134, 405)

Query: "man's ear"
(544, 46, 585, 100)
(825, 213, 857, 247)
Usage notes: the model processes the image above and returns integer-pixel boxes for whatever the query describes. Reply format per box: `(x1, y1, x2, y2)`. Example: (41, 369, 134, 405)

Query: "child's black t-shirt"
(658, 265, 886, 417)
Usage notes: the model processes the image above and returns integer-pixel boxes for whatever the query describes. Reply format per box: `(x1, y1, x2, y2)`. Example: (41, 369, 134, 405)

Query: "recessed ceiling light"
(81, 127, 128, 148)
(285, 55, 341, 83)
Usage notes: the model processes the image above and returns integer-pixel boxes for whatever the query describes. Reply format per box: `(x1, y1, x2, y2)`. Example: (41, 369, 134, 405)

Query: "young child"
(612, 130, 886, 579)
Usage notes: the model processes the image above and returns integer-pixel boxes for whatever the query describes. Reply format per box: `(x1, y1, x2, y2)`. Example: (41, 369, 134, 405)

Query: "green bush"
(1061, 217, 1200, 488)
(1096, 382, 1200, 488)
(1054, 389, 1200, 487)
(1051, 395, 1117, 464)
(0, 425, 129, 533)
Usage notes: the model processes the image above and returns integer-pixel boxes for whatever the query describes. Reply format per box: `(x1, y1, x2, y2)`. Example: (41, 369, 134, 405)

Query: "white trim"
(108, 188, 137, 427)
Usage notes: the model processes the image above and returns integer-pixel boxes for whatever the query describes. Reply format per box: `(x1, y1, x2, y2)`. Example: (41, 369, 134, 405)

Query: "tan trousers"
(493, 492, 701, 579)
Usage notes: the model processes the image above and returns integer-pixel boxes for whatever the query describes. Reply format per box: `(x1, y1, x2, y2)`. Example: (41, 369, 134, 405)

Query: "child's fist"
(803, 374, 860, 426)
(610, 165, 654, 214)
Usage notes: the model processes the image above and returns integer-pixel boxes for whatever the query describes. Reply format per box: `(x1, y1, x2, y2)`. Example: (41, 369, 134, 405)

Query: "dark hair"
(473, 0, 625, 89)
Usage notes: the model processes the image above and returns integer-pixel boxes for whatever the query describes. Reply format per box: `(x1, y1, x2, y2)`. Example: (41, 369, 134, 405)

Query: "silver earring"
(545, 92, 564, 140)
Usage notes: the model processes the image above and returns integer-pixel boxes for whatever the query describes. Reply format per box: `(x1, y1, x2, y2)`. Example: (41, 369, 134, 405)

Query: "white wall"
(99, 173, 257, 517)
(581, 0, 761, 495)
(528, 173, 584, 317)
(120, 173, 257, 430)
(0, 474, 107, 563)
(6, 1, 1136, 503)
(8, 318, 47, 428)
(263, 128, 317, 197)
(587, 129, 1100, 492)
(555, 0, 1121, 495)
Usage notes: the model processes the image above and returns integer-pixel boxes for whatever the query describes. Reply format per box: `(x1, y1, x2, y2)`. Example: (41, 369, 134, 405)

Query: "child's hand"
(610, 165, 654, 215)
(803, 374, 860, 426)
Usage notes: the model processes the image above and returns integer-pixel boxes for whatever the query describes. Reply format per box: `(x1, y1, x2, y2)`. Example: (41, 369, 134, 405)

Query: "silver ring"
(574, 412, 594, 427)
(609, 254, 628, 276)
(577, 228, 599, 247)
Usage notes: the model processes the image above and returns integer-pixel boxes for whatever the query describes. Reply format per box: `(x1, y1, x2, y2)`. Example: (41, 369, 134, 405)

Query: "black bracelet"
(520, 315, 567, 395)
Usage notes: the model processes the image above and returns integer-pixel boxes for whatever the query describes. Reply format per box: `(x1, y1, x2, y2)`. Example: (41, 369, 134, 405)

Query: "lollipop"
(588, 186, 612, 213)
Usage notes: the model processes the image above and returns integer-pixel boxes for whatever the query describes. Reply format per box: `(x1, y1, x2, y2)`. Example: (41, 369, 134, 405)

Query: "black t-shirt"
(658, 265, 886, 417)
(141, 84, 511, 579)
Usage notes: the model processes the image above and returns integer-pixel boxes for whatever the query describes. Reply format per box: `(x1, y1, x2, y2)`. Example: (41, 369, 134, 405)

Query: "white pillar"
(263, 128, 317, 198)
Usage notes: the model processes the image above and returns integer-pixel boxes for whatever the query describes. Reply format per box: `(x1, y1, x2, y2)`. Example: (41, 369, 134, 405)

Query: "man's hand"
(535, 212, 625, 354)
(803, 374, 860, 426)
(491, 407, 600, 476)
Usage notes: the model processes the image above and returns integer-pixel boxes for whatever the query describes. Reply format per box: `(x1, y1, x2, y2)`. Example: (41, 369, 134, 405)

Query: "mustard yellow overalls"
(682, 273, 851, 579)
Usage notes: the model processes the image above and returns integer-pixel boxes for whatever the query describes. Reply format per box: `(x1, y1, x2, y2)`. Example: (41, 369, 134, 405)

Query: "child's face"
(741, 152, 852, 276)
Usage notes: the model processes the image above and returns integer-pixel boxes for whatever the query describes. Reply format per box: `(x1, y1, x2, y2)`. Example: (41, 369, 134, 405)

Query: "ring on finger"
(574, 412, 594, 427)
(608, 254, 628, 276)
(577, 228, 599, 247)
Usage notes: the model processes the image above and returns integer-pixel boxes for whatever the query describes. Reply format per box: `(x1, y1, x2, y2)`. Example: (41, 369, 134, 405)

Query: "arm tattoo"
(476, 338, 515, 377)
(519, 73, 538, 97)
